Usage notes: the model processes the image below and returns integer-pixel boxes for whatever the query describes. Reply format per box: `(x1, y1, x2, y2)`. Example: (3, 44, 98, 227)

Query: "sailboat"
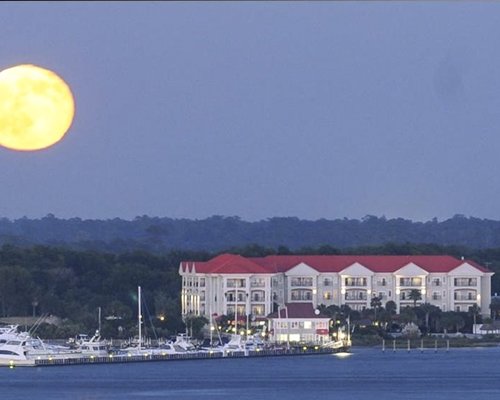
(120, 286, 188, 356)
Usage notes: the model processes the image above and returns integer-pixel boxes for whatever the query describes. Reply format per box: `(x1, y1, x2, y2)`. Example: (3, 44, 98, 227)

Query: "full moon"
(0, 64, 75, 151)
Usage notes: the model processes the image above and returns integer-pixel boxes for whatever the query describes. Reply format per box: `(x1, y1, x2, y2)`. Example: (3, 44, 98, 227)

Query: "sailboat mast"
(138, 286, 142, 351)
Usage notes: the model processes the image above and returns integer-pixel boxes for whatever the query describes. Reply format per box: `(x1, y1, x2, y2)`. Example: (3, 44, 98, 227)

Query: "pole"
(98, 306, 102, 334)
(138, 286, 142, 351)
(235, 287, 238, 336)
(382, 339, 385, 352)
(285, 305, 290, 350)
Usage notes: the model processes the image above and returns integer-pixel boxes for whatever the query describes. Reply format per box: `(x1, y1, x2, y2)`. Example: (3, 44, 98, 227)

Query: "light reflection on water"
(2, 347, 500, 400)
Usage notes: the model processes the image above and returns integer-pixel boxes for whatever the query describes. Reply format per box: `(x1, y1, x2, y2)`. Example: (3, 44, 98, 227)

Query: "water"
(2, 347, 500, 399)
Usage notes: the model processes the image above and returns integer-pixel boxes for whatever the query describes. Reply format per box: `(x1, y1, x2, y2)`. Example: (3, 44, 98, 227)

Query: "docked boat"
(0, 336, 82, 366)
(72, 331, 109, 357)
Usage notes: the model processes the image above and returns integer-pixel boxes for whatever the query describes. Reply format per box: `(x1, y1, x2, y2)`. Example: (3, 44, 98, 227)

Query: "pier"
(6, 346, 347, 367)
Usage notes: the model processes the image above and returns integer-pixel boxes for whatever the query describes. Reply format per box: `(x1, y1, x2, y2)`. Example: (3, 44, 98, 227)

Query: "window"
(323, 291, 332, 300)
(251, 305, 264, 316)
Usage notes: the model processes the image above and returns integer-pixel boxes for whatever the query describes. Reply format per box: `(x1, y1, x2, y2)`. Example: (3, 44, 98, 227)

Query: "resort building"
(179, 254, 493, 322)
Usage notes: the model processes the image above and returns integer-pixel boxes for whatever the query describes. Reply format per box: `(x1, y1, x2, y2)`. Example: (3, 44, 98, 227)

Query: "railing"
(251, 281, 266, 288)
(227, 281, 246, 288)
(454, 279, 477, 287)
(345, 294, 367, 301)
(345, 279, 367, 287)
(399, 278, 422, 287)
(454, 294, 476, 301)
(291, 278, 313, 287)
(291, 293, 313, 301)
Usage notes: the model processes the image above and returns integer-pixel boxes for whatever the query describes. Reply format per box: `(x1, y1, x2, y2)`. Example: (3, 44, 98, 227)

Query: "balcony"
(291, 278, 313, 287)
(454, 292, 476, 301)
(345, 278, 367, 287)
(454, 278, 477, 287)
(291, 289, 313, 301)
(226, 280, 246, 288)
(345, 290, 367, 301)
(345, 294, 367, 301)
(399, 278, 422, 287)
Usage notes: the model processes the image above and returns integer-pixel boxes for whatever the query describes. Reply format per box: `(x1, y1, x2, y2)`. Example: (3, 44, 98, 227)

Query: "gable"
(340, 262, 374, 277)
(448, 263, 484, 276)
(394, 263, 429, 277)
(285, 262, 319, 276)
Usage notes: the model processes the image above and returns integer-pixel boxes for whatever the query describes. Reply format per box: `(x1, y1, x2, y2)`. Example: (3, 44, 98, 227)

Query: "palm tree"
(468, 304, 481, 328)
(408, 289, 422, 307)
(416, 303, 441, 333)
(370, 295, 382, 322)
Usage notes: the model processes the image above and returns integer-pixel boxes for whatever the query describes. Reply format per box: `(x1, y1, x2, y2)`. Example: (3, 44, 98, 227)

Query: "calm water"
(2, 347, 500, 399)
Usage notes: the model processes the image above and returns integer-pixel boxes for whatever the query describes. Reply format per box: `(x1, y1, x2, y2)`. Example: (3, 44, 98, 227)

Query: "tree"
(183, 315, 209, 340)
(385, 300, 397, 316)
(468, 304, 481, 328)
(416, 303, 441, 333)
(370, 296, 382, 321)
(399, 306, 417, 324)
(440, 311, 465, 334)
(408, 289, 422, 307)
(490, 298, 500, 320)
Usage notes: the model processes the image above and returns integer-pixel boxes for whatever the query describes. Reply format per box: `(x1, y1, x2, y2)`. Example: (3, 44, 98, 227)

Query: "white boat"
(223, 334, 246, 353)
(73, 331, 109, 357)
(0, 337, 83, 366)
(173, 334, 197, 352)
(0, 325, 27, 344)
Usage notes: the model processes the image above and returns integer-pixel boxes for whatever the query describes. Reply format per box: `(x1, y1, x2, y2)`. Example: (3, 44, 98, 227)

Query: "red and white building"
(179, 254, 493, 321)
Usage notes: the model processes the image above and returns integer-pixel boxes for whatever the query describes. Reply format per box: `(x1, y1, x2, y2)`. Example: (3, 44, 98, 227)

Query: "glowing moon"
(0, 64, 75, 151)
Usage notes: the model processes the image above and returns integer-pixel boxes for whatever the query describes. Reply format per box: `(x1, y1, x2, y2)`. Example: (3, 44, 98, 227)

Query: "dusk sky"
(1, 2, 500, 222)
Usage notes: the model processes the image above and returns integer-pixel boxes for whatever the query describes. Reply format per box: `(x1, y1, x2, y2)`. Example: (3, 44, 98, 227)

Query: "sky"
(1, 2, 500, 223)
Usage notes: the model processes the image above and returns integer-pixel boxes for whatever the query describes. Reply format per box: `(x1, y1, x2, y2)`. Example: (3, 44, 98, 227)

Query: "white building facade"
(179, 254, 493, 319)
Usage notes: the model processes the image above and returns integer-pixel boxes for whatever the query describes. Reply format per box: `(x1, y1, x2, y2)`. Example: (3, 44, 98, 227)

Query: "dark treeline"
(3, 214, 500, 253)
(1, 242, 500, 339)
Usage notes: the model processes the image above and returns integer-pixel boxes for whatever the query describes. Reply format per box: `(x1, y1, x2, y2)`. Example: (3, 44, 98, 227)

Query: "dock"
(5, 346, 348, 367)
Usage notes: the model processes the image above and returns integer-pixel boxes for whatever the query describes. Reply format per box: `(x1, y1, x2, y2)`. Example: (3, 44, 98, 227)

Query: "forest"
(1, 241, 500, 339)
(3, 214, 500, 253)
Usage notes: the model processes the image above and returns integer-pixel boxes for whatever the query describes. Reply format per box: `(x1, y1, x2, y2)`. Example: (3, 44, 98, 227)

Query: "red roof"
(181, 254, 490, 274)
(186, 254, 270, 274)
(268, 303, 329, 319)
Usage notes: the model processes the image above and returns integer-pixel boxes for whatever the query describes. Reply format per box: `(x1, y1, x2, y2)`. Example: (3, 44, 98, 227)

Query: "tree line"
(4, 214, 500, 253)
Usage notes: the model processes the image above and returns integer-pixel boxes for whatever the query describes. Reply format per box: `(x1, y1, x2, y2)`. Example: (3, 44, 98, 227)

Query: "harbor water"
(2, 346, 500, 399)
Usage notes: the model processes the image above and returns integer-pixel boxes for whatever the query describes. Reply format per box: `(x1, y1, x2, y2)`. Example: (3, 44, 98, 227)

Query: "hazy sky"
(1, 2, 500, 222)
